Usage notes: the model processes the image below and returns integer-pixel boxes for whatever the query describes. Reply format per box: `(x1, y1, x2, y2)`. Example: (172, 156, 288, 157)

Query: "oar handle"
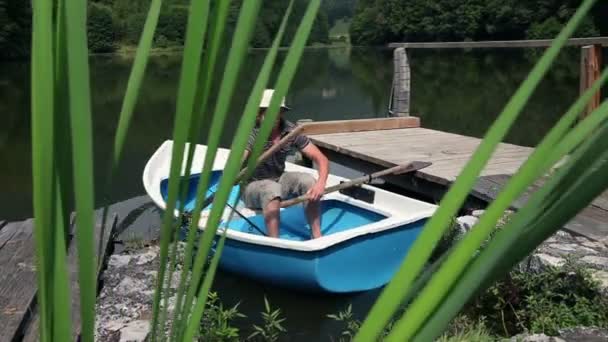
(279, 161, 431, 208)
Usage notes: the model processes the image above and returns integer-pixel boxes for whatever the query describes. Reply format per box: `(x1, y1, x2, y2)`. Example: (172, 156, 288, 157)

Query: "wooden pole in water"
(390, 47, 410, 117)
(579, 44, 603, 119)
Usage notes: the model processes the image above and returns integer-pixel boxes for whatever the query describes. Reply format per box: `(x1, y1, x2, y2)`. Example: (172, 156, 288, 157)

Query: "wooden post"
(580, 44, 603, 118)
(391, 47, 410, 117)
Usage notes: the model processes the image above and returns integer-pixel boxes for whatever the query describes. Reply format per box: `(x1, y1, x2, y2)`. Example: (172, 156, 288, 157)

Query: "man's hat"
(259, 89, 291, 111)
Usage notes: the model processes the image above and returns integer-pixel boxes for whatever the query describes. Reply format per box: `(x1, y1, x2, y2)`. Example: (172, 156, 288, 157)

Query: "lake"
(0, 46, 604, 340)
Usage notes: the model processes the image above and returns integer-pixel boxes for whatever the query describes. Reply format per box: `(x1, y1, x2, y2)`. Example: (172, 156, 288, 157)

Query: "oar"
(279, 161, 432, 208)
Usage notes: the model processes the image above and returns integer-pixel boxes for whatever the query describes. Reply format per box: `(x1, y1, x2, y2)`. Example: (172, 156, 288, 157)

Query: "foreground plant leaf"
(169, 0, 232, 339)
(387, 70, 608, 340)
(30, 0, 56, 339)
(112, 0, 163, 171)
(149, 0, 212, 338)
(174, 0, 264, 338)
(415, 120, 608, 341)
(64, 0, 97, 339)
(355, 0, 598, 340)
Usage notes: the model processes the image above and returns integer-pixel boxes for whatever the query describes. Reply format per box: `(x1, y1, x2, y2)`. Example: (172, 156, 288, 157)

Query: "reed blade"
(149, 0, 212, 338)
(386, 71, 608, 340)
(169, 2, 233, 339)
(112, 0, 163, 171)
(64, 0, 98, 339)
(413, 121, 608, 341)
(355, 0, 599, 340)
(176, 0, 264, 330)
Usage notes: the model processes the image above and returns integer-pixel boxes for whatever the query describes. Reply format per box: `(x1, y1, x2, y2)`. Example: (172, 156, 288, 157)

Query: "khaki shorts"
(243, 172, 316, 209)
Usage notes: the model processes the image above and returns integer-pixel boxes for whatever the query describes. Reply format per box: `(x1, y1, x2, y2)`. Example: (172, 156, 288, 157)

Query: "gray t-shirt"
(245, 119, 310, 181)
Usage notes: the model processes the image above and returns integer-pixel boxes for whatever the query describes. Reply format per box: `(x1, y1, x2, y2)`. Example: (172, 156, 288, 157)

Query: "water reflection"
(1, 46, 604, 220)
(1, 46, 605, 340)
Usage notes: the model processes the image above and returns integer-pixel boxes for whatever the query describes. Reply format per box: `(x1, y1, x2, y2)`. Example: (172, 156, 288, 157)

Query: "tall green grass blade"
(183, 230, 228, 341)
(51, 182, 72, 341)
(549, 101, 608, 164)
(244, 0, 321, 179)
(51, 0, 73, 338)
(176, 0, 264, 331)
(414, 121, 608, 341)
(177, 4, 294, 338)
(180, 0, 232, 192)
(64, 0, 98, 339)
(169, 1, 231, 327)
(355, 1, 597, 340)
(30, 0, 55, 339)
(150, 0, 212, 338)
(181, 2, 320, 333)
(182, 194, 239, 341)
(156, 0, 212, 332)
(112, 0, 163, 171)
(386, 70, 608, 340)
(53, 0, 73, 247)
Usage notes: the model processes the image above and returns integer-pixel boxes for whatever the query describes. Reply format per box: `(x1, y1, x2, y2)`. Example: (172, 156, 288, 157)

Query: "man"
(241, 89, 329, 239)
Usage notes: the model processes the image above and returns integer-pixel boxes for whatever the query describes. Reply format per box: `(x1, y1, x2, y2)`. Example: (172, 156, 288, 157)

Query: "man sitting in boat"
(241, 89, 329, 239)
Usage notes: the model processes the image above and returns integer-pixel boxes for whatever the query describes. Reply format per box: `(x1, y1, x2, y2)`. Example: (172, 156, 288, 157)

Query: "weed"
(121, 232, 148, 251)
(469, 257, 608, 336)
(198, 292, 246, 341)
(437, 316, 495, 342)
(327, 304, 361, 342)
(248, 296, 287, 341)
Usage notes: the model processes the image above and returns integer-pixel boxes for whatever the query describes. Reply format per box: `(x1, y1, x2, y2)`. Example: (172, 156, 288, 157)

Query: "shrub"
(87, 3, 115, 53)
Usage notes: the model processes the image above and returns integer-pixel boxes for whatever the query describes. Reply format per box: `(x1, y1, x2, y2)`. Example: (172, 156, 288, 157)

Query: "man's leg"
(243, 180, 282, 238)
(305, 200, 322, 239)
(263, 198, 281, 238)
(279, 172, 322, 239)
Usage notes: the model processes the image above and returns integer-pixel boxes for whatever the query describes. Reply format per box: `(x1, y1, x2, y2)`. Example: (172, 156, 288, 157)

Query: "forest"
(0, 0, 337, 58)
(350, 0, 608, 45)
(1, 0, 606, 58)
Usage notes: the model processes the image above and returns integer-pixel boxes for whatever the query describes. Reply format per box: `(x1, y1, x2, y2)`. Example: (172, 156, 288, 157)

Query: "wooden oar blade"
(393, 161, 432, 175)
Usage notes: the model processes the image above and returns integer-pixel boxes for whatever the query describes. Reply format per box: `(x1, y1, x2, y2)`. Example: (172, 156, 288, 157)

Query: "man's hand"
(306, 181, 326, 202)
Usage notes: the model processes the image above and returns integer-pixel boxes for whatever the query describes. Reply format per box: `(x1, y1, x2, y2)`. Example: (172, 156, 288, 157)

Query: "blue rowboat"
(143, 140, 436, 293)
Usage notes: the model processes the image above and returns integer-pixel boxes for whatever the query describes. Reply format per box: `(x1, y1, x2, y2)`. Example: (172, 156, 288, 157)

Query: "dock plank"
(0, 222, 22, 250)
(21, 212, 118, 342)
(0, 219, 37, 342)
(310, 127, 534, 184)
(309, 122, 606, 241)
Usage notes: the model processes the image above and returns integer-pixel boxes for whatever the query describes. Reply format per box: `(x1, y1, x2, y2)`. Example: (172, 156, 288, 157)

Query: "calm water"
(0, 46, 603, 340)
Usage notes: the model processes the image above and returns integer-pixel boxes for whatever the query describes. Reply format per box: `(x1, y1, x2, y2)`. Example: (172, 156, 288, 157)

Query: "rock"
(558, 327, 608, 341)
(109, 254, 133, 268)
(591, 270, 608, 292)
(456, 215, 478, 230)
(581, 256, 608, 270)
(134, 247, 158, 265)
(582, 240, 606, 250)
(116, 276, 150, 296)
(546, 243, 598, 256)
(548, 243, 577, 252)
(119, 320, 150, 342)
(471, 209, 485, 218)
(510, 333, 565, 342)
(554, 230, 571, 239)
(535, 253, 565, 268)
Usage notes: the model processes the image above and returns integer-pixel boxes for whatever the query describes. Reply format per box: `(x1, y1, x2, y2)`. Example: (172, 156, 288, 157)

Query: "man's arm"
(301, 142, 329, 201)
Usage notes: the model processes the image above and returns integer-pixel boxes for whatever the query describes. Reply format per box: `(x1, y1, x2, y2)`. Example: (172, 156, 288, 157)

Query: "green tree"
(350, 0, 390, 45)
(88, 3, 116, 53)
(157, 6, 188, 45)
(325, 0, 357, 26)
(0, 0, 31, 59)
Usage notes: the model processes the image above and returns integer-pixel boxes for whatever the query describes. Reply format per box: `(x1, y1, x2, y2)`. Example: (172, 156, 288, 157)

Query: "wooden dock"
(304, 117, 608, 242)
(388, 36, 608, 49)
(0, 209, 118, 342)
